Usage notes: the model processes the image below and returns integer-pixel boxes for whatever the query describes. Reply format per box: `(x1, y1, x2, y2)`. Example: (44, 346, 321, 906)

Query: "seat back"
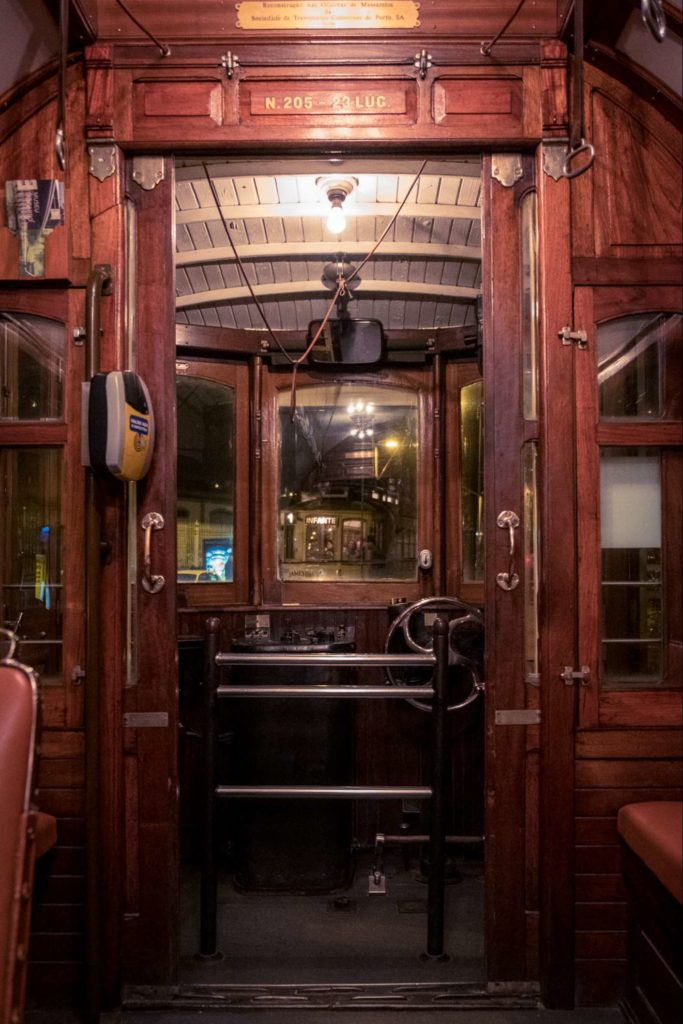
(0, 655, 38, 1024)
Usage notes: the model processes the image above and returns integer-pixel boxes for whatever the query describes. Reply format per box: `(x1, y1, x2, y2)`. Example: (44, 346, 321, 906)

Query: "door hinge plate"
(132, 157, 165, 191)
(558, 325, 588, 348)
(491, 154, 523, 188)
(123, 712, 169, 728)
(88, 143, 117, 182)
(495, 709, 541, 725)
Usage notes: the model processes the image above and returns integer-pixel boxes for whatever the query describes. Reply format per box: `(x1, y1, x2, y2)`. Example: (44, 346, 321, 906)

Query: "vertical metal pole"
(199, 617, 221, 957)
(84, 265, 112, 1022)
(425, 616, 449, 959)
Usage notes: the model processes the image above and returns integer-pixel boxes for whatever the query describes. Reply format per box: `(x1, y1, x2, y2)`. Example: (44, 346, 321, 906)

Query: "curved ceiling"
(174, 157, 483, 340)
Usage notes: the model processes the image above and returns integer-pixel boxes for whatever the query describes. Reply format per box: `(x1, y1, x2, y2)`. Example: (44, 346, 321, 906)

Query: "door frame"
(103, 145, 577, 1006)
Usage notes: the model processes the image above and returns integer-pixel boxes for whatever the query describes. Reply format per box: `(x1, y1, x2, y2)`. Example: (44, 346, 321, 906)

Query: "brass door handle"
(496, 510, 520, 592)
(141, 512, 165, 594)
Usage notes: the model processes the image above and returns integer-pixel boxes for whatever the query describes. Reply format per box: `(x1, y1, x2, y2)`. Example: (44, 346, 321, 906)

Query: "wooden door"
(120, 158, 179, 986)
(482, 149, 579, 1003)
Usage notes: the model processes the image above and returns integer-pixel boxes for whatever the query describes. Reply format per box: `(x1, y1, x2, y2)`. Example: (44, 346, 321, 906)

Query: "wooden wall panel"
(112, 58, 544, 145)
(591, 91, 682, 259)
(571, 65, 683, 264)
(96, 1, 559, 42)
(0, 65, 90, 283)
(574, 727, 683, 1007)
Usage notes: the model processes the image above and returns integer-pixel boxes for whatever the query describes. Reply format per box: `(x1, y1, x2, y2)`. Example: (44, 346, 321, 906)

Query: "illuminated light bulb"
(326, 199, 346, 234)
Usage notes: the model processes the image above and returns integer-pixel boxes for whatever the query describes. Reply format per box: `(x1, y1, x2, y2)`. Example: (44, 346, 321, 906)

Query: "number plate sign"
(248, 83, 408, 117)
(236, 1, 421, 31)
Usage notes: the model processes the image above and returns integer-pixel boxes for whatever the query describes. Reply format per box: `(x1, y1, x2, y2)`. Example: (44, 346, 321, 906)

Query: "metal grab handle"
(641, 0, 667, 42)
(563, 138, 595, 180)
(0, 627, 18, 661)
(496, 510, 520, 591)
(141, 512, 165, 594)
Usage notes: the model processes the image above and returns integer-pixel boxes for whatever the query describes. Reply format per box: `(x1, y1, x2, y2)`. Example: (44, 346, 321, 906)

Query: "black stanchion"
(425, 616, 449, 959)
(199, 617, 221, 958)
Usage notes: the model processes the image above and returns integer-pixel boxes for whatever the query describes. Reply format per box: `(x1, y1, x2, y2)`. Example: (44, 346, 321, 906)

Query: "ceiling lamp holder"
(317, 176, 357, 234)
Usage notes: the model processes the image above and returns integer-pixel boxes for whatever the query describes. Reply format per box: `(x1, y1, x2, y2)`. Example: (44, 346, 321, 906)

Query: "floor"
(178, 849, 484, 987)
(25, 853, 625, 1023)
(28, 1009, 625, 1024)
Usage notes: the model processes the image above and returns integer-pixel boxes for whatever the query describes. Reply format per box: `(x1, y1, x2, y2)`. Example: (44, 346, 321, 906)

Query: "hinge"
(88, 142, 117, 182)
(221, 52, 240, 78)
(558, 325, 588, 348)
(491, 154, 523, 188)
(414, 49, 433, 79)
(132, 157, 165, 191)
(560, 665, 590, 686)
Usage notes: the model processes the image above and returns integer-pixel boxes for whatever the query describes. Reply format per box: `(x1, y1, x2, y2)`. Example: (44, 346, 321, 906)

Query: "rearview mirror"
(307, 319, 385, 366)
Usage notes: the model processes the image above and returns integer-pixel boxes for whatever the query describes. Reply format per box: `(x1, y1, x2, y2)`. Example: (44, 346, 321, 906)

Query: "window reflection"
(0, 448, 62, 679)
(176, 376, 235, 583)
(460, 380, 484, 583)
(0, 312, 64, 420)
(278, 384, 418, 582)
(598, 313, 681, 419)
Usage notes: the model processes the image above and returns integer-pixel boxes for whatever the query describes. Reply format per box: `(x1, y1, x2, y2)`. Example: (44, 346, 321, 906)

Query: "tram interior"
(175, 155, 487, 986)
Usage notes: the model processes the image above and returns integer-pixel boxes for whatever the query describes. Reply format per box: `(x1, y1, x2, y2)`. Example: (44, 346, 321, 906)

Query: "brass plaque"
(248, 83, 408, 116)
(236, 1, 420, 31)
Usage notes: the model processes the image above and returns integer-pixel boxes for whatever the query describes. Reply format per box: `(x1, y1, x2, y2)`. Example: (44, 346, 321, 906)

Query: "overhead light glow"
(326, 198, 346, 234)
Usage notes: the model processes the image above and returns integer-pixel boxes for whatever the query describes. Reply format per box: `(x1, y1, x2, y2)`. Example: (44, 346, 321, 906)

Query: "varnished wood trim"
(576, 728, 683, 759)
(572, 257, 683, 286)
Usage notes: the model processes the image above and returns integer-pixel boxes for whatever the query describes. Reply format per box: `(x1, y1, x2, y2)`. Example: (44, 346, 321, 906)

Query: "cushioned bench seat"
(617, 801, 682, 904)
(617, 801, 683, 1024)
(35, 810, 58, 859)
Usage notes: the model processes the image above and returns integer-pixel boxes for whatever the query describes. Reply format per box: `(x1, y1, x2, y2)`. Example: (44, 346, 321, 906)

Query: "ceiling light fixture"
(317, 176, 357, 235)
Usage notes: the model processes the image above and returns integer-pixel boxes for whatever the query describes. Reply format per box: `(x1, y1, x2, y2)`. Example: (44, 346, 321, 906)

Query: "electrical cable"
(56, 0, 68, 171)
(114, 0, 171, 56)
(200, 158, 428, 414)
(480, 0, 527, 57)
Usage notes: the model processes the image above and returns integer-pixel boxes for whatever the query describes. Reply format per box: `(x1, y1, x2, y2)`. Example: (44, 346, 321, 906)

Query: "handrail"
(217, 685, 434, 699)
(216, 652, 434, 668)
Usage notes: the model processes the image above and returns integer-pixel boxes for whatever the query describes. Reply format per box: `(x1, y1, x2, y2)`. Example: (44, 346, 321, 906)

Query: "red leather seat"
(0, 660, 40, 1024)
(618, 801, 683, 904)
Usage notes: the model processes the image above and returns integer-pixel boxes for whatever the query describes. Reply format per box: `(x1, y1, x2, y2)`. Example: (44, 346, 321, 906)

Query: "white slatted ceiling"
(175, 160, 482, 333)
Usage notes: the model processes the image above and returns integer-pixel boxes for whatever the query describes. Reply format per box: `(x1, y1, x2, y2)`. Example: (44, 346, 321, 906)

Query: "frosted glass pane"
(600, 454, 661, 549)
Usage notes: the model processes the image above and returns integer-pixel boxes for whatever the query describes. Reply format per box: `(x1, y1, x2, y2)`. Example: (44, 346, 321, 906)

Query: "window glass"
(0, 448, 62, 679)
(0, 312, 65, 420)
(523, 441, 539, 685)
(460, 380, 484, 583)
(521, 192, 539, 421)
(278, 384, 418, 582)
(176, 376, 235, 582)
(600, 447, 663, 687)
(598, 312, 681, 419)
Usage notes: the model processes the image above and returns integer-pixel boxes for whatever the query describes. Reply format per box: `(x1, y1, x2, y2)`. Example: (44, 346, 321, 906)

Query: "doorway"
(130, 151, 542, 1002)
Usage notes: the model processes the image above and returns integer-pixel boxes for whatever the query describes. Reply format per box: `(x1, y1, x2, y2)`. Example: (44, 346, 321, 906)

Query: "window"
(175, 360, 249, 605)
(576, 292, 682, 725)
(277, 383, 418, 583)
(0, 308, 71, 683)
(0, 312, 65, 420)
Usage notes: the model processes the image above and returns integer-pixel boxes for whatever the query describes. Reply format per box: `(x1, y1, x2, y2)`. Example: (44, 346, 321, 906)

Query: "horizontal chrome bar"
(377, 834, 485, 845)
(215, 652, 435, 668)
(215, 785, 432, 800)
(217, 685, 434, 699)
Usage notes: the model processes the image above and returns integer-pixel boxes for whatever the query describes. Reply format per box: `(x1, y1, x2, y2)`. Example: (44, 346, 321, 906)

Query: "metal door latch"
(558, 326, 588, 348)
(561, 665, 590, 686)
